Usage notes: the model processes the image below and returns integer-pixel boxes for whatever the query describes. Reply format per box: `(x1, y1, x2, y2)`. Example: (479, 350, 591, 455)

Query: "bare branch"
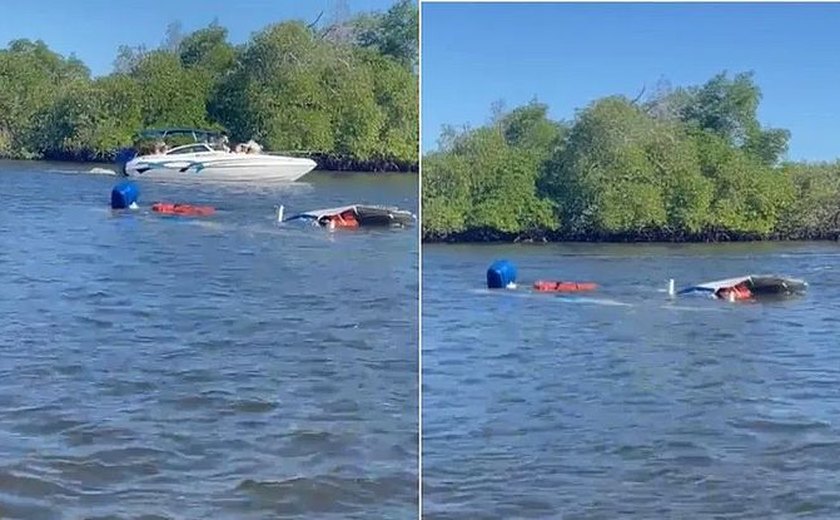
(307, 11, 324, 31)
(630, 85, 646, 105)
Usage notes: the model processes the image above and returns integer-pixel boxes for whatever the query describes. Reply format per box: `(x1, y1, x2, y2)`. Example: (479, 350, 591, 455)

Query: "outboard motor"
(111, 182, 139, 209)
(487, 260, 517, 289)
(114, 147, 138, 176)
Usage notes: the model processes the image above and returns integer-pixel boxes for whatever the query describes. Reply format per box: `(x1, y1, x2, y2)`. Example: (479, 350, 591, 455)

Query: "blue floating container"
(111, 182, 139, 209)
(487, 260, 517, 289)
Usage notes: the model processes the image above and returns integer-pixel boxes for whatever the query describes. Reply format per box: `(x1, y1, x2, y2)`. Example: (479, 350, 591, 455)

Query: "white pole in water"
(276, 205, 284, 223)
(668, 278, 675, 297)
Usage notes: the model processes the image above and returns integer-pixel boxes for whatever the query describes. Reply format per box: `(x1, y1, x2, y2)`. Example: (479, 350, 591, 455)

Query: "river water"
(423, 242, 840, 519)
(0, 161, 418, 519)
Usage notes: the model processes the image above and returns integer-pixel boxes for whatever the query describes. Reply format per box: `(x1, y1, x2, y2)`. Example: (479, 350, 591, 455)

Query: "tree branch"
(307, 11, 324, 31)
(630, 85, 646, 105)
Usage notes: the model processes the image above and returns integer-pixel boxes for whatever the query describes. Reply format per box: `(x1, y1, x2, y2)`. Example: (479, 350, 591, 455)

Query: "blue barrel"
(487, 260, 517, 289)
(111, 182, 139, 209)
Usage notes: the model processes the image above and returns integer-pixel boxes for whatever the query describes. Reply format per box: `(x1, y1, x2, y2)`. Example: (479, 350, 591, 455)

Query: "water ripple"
(424, 242, 840, 519)
(0, 164, 417, 518)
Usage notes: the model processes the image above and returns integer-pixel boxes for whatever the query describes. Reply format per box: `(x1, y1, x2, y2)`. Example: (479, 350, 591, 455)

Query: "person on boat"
(244, 139, 262, 154)
(211, 134, 230, 152)
(320, 210, 359, 229)
(716, 283, 752, 301)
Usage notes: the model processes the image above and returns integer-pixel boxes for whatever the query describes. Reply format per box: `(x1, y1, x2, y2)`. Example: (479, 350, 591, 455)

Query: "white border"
(420, 0, 835, 3)
(417, 1, 424, 517)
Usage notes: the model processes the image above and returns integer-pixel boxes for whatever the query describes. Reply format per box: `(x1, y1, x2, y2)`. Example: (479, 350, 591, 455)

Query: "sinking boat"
(283, 204, 416, 229)
(676, 274, 807, 301)
(115, 128, 317, 183)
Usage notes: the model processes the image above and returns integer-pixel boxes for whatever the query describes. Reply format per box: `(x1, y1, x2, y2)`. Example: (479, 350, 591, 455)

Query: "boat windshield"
(138, 128, 223, 142)
(165, 143, 215, 155)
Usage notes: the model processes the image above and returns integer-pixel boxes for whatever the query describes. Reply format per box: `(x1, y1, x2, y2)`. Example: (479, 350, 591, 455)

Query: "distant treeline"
(0, 0, 418, 172)
(423, 72, 840, 242)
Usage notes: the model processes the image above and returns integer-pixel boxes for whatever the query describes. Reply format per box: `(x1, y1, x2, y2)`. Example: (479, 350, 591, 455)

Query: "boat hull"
(677, 274, 808, 300)
(123, 154, 317, 183)
(284, 204, 417, 228)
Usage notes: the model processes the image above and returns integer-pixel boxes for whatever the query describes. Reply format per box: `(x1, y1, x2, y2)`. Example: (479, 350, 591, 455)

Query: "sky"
(422, 2, 840, 162)
(0, 0, 399, 76)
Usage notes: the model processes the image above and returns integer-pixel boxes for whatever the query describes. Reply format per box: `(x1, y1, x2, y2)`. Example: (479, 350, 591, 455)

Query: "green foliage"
(542, 97, 666, 233)
(498, 100, 565, 164)
(661, 71, 791, 165)
(645, 125, 713, 233)
(130, 50, 210, 128)
(0, 1, 418, 166)
(421, 152, 472, 235)
(693, 129, 792, 234)
(208, 19, 417, 163)
(0, 39, 91, 157)
(30, 75, 142, 160)
(353, 0, 418, 68)
(112, 44, 147, 75)
(679, 72, 761, 145)
(424, 72, 818, 242)
(776, 161, 840, 238)
(360, 50, 418, 163)
(421, 123, 556, 239)
(178, 23, 236, 78)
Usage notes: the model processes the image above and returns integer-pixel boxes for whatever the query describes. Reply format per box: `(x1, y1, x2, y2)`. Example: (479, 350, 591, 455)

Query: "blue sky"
(0, 0, 400, 76)
(422, 2, 840, 162)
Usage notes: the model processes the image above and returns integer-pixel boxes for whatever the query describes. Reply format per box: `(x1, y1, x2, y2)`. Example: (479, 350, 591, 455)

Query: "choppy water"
(0, 161, 418, 519)
(423, 242, 840, 519)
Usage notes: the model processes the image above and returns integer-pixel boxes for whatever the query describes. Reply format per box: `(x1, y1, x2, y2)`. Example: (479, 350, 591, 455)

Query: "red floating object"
(533, 280, 598, 293)
(151, 202, 216, 217)
(326, 210, 360, 229)
(715, 282, 753, 301)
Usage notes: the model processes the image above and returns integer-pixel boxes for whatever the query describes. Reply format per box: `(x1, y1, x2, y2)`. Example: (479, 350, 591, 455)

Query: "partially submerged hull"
(284, 204, 416, 228)
(677, 274, 807, 301)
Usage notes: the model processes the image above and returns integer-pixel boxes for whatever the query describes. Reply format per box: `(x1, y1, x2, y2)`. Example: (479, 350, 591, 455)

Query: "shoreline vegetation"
(423, 72, 840, 243)
(0, 1, 418, 173)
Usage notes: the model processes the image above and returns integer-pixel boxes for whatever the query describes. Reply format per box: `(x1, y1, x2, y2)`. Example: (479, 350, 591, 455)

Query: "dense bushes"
(423, 72, 840, 242)
(0, 0, 418, 170)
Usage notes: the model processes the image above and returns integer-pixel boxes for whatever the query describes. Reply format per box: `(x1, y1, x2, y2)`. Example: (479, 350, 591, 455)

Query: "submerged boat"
(676, 274, 808, 301)
(115, 128, 317, 183)
(283, 204, 416, 229)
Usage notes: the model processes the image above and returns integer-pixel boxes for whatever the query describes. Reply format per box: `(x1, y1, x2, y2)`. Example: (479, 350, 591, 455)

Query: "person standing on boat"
(212, 133, 230, 152)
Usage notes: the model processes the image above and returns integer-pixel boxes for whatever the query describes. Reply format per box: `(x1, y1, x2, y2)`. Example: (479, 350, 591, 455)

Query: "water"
(423, 242, 840, 519)
(0, 161, 418, 519)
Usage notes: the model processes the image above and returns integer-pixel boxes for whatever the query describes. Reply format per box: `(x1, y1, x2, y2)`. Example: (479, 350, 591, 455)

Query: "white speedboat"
(121, 142, 317, 183)
(115, 128, 317, 183)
